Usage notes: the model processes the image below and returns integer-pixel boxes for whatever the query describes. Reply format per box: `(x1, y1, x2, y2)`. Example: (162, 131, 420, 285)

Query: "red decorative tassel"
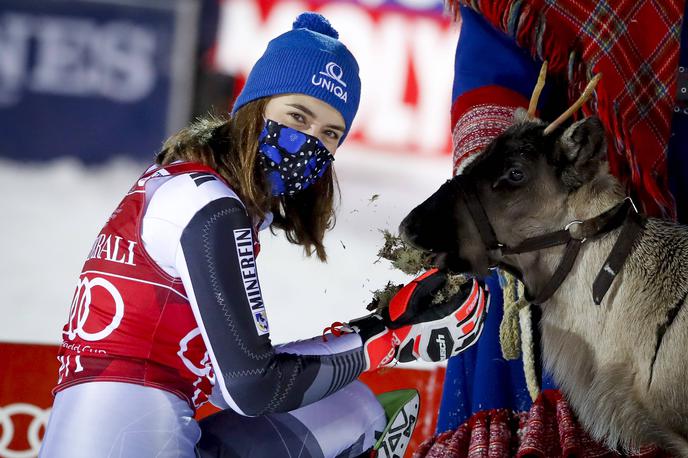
(414, 390, 673, 458)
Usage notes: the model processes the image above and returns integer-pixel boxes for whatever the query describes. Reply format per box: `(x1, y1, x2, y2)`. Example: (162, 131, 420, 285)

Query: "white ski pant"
(39, 380, 384, 458)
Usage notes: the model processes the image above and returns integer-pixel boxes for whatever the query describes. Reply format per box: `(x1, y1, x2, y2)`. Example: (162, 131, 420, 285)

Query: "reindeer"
(399, 70, 688, 455)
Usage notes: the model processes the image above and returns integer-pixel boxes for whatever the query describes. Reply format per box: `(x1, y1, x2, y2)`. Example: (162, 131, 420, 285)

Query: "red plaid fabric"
(413, 390, 671, 458)
(451, 0, 685, 219)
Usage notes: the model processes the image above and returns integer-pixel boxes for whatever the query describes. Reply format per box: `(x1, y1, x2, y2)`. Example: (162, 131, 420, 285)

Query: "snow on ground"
(0, 146, 451, 368)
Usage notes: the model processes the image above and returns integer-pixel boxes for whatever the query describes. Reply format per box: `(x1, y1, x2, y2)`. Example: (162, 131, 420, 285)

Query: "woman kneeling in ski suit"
(40, 12, 489, 458)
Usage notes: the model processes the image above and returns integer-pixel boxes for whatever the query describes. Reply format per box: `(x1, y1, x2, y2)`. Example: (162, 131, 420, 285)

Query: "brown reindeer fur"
(400, 114, 688, 455)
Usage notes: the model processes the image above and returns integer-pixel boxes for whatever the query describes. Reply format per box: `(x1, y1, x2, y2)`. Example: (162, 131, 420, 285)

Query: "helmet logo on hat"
(311, 61, 348, 102)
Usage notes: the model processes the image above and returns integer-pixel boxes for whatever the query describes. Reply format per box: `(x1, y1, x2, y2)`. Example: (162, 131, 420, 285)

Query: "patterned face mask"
(258, 119, 335, 197)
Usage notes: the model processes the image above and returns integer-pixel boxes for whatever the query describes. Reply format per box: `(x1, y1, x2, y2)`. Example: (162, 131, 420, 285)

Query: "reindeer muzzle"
(399, 179, 461, 253)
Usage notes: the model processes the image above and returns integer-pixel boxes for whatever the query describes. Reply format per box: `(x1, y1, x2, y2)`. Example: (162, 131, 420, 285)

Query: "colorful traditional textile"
(668, 10, 688, 221)
(434, 272, 548, 434)
(438, 9, 560, 445)
(451, 87, 528, 175)
(415, 390, 671, 458)
(424, 6, 679, 457)
(451, 0, 685, 219)
(449, 5, 543, 174)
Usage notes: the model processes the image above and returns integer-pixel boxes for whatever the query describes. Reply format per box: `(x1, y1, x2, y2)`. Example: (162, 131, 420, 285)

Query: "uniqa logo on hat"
(311, 62, 348, 102)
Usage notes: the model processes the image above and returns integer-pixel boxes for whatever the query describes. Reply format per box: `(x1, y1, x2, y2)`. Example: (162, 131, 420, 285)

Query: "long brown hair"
(157, 99, 338, 261)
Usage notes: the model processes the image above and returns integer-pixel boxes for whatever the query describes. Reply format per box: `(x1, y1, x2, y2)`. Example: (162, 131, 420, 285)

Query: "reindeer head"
(400, 113, 612, 277)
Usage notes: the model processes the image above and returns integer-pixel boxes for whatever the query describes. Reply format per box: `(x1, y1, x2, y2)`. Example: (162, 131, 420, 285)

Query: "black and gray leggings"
(198, 380, 385, 458)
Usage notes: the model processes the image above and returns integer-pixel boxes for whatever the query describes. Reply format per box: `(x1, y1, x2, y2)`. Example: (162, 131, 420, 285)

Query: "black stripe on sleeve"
(189, 172, 216, 186)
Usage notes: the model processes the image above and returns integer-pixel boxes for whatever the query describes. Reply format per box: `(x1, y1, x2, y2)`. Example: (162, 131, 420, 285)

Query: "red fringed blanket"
(414, 390, 672, 458)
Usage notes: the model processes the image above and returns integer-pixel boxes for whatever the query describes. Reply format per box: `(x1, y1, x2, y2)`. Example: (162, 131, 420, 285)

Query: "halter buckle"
(488, 242, 505, 258)
(623, 196, 639, 213)
(564, 220, 587, 243)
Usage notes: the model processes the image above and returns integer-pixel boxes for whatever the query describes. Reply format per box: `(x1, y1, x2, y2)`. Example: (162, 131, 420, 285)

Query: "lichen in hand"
(377, 230, 435, 275)
(369, 231, 469, 312)
(366, 281, 404, 312)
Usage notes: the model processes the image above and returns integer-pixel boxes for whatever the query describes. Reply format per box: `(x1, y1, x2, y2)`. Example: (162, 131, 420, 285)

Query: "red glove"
(385, 269, 488, 362)
(344, 314, 413, 371)
(337, 269, 488, 370)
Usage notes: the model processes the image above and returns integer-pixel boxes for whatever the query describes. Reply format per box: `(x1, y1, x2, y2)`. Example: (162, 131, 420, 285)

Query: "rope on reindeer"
(499, 271, 539, 401)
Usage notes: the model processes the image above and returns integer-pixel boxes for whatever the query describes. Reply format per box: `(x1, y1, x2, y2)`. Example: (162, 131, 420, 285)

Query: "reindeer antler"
(528, 61, 548, 118)
(543, 73, 602, 135)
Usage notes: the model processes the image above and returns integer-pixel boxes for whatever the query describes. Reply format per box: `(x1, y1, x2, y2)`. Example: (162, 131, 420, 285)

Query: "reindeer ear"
(556, 116, 607, 188)
(559, 117, 606, 162)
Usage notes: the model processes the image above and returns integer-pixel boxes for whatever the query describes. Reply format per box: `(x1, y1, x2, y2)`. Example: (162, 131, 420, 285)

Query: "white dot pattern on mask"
(259, 120, 334, 196)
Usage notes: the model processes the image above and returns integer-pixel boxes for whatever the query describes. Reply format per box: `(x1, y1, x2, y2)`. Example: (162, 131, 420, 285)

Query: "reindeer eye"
(492, 166, 527, 189)
(507, 168, 525, 183)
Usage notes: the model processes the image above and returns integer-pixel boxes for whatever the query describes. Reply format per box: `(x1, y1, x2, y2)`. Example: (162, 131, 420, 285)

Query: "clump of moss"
(366, 281, 404, 312)
(377, 230, 435, 275)
(430, 272, 469, 304)
(369, 231, 469, 313)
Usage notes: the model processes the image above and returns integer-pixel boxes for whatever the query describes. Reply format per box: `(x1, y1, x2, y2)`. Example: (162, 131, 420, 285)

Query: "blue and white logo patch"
(311, 61, 348, 102)
(254, 310, 269, 335)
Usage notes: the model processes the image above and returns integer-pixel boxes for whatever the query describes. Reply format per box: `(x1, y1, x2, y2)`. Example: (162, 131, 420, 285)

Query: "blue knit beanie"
(232, 12, 361, 143)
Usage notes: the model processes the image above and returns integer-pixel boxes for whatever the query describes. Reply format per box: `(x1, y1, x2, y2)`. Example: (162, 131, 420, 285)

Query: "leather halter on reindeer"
(453, 66, 645, 305)
(400, 66, 688, 455)
(458, 174, 644, 305)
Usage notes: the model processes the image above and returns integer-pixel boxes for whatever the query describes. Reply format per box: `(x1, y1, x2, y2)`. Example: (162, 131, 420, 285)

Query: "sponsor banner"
(0, 0, 199, 162)
(2, 342, 442, 455)
(215, 0, 459, 155)
(310, 0, 446, 15)
(0, 343, 57, 458)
